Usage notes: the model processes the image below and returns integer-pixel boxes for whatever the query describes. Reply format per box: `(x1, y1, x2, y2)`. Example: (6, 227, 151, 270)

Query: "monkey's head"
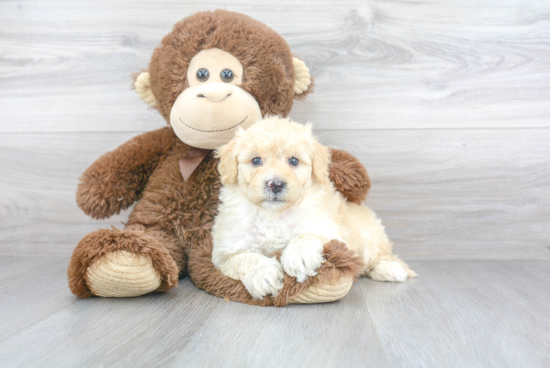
(134, 10, 314, 149)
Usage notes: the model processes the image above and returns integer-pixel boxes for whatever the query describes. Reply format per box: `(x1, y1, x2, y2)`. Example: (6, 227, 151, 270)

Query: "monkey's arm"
(76, 127, 178, 219)
(329, 149, 371, 204)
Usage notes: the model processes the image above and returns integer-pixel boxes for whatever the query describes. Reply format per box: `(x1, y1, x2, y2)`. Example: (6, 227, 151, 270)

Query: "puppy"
(212, 116, 416, 300)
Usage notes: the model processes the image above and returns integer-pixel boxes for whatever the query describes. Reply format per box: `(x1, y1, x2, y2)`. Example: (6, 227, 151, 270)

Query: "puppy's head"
(216, 116, 330, 212)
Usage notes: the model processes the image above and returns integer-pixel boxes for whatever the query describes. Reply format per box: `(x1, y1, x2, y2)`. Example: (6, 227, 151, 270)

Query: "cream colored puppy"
(212, 117, 416, 300)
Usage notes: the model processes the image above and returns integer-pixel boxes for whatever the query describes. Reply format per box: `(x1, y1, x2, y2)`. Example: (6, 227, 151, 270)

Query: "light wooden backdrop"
(1, 0, 549, 260)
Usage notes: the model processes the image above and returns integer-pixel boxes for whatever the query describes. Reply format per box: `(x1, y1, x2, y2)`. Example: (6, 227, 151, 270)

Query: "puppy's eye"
(220, 69, 234, 82)
(288, 157, 299, 166)
(196, 68, 210, 82)
(251, 157, 263, 166)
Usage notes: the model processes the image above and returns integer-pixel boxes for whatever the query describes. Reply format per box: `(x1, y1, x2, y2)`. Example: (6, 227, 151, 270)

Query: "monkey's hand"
(76, 127, 177, 219)
(329, 149, 371, 204)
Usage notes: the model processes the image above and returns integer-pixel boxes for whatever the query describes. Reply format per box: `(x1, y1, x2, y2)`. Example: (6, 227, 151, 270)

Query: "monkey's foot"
(86, 251, 161, 297)
(68, 228, 179, 298)
(272, 239, 365, 306)
(288, 274, 353, 304)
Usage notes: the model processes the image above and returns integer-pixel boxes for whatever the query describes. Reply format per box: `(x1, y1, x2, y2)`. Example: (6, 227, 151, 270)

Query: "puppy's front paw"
(241, 257, 284, 300)
(281, 236, 325, 283)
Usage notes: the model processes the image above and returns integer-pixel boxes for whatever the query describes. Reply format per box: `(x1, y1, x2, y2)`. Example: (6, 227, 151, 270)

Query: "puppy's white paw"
(281, 236, 325, 283)
(369, 261, 409, 282)
(241, 257, 284, 300)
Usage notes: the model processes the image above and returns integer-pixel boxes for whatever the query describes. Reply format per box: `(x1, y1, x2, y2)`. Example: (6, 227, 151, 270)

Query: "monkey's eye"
(220, 69, 234, 82)
(251, 157, 263, 166)
(288, 157, 299, 166)
(196, 68, 210, 82)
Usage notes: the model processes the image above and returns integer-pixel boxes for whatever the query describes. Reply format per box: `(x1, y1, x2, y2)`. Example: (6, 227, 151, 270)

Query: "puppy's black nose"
(267, 179, 285, 193)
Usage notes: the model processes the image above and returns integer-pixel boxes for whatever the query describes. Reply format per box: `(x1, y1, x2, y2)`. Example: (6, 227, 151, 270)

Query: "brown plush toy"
(68, 10, 370, 306)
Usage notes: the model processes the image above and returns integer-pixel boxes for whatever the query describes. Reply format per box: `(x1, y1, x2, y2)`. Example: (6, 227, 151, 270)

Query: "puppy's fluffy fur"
(213, 117, 416, 300)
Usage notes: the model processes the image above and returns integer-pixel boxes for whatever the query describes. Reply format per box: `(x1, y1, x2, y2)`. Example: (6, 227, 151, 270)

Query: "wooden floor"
(0, 257, 548, 368)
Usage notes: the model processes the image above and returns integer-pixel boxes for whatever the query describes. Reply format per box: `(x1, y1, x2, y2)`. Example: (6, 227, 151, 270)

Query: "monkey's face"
(169, 48, 262, 149)
(135, 11, 314, 151)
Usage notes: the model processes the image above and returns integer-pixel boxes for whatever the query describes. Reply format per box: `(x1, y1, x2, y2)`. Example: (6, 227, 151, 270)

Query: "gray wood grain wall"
(1, 0, 549, 259)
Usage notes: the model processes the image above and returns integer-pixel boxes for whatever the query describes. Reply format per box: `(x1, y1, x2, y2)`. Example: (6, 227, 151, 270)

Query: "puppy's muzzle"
(266, 179, 286, 194)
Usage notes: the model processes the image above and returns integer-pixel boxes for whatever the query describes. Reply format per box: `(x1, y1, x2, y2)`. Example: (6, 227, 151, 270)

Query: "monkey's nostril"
(196, 92, 231, 101)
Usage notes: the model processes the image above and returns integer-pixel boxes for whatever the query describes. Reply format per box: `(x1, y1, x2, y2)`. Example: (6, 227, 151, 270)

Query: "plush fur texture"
(68, 10, 369, 305)
(76, 127, 178, 219)
(212, 118, 416, 299)
(148, 10, 313, 122)
(329, 149, 371, 205)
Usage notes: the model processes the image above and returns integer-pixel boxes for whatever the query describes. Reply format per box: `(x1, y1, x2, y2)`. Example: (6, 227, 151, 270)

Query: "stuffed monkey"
(68, 10, 370, 306)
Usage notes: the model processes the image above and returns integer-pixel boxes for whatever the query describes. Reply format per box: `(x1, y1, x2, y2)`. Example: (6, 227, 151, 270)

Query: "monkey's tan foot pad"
(86, 250, 161, 297)
(68, 228, 179, 298)
(270, 240, 365, 306)
(288, 275, 354, 304)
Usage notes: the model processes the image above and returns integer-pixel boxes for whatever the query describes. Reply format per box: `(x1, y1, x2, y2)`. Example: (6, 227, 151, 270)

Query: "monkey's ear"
(292, 57, 313, 96)
(134, 71, 158, 108)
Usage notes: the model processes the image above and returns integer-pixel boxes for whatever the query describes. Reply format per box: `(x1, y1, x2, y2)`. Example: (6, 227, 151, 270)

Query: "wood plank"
(0, 256, 56, 282)
(168, 284, 390, 368)
(0, 260, 548, 367)
(1, 0, 549, 132)
(0, 132, 136, 256)
(0, 260, 223, 366)
(359, 261, 550, 367)
(317, 128, 550, 260)
(0, 258, 77, 341)
(1, 129, 549, 259)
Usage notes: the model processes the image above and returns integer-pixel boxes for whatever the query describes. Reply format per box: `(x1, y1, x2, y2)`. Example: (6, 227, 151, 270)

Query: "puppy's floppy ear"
(312, 140, 331, 185)
(234, 126, 245, 138)
(216, 137, 240, 186)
